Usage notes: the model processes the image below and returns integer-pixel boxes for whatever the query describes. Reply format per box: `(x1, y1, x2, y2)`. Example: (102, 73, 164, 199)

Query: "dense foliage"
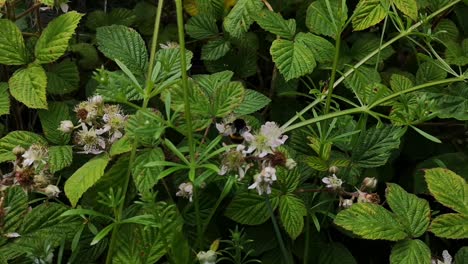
(0, 0, 467, 263)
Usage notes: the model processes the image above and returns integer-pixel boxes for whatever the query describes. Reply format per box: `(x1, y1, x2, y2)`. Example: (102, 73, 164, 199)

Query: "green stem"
(143, 0, 164, 108)
(265, 195, 291, 264)
(303, 214, 310, 264)
(324, 33, 341, 115)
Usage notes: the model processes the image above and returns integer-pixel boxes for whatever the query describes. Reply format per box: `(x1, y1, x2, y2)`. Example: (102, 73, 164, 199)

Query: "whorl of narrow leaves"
(0, 19, 28, 65)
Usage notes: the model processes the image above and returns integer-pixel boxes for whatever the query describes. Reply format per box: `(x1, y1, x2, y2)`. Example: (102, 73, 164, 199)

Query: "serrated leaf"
(356, 83, 392, 106)
(132, 148, 165, 194)
(0, 131, 47, 163)
(3, 186, 28, 233)
(424, 168, 468, 215)
(125, 110, 166, 146)
(350, 33, 395, 65)
(430, 213, 468, 239)
(225, 192, 279, 225)
(271, 39, 316, 81)
(334, 203, 407, 241)
(255, 9, 296, 39)
(38, 102, 71, 145)
(445, 39, 468, 66)
(386, 183, 430, 237)
(306, 0, 348, 38)
(96, 25, 148, 76)
(318, 243, 357, 264)
(343, 65, 381, 95)
(49, 145, 73, 173)
(455, 247, 468, 263)
(0, 83, 10, 115)
(0, 19, 28, 65)
(201, 38, 231, 60)
(204, 46, 257, 78)
(46, 60, 79, 95)
(295, 32, 335, 64)
(415, 60, 447, 85)
(390, 74, 413, 92)
(110, 135, 132, 156)
(194, 70, 234, 94)
(223, 0, 263, 38)
(234, 89, 271, 115)
(352, 0, 388, 31)
(107, 8, 136, 27)
(213, 81, 244, 117)
(279, 195, 306, 239)
(69, 43, 101, 70)
(154, 47, 193, 83)
(34, 11, 83, 64)
(95, 70, 144, 103)
(352, 125, 404, 168)
(185, 14, 219, 40)
(9, 65, 47, 109)
(424, 82, 468, 120)
(434, 19, 459, 43)
(64, 154, 111, 207)
(394, 0, 418, 20)
(306, 156, 328, 171)
(390, 239, 431, 264)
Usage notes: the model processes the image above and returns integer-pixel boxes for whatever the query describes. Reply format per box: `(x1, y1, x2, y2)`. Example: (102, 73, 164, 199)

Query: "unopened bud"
(12, 146, 26, 156)
(43, 185, 61, 198)
(362, 177, 377, 189)
(329, 166, 339, 174)
(197, 250, 217, 264)
(58, 120, 74, 133)
(285, 158, 297, 170)
(341, 199, 353, 208)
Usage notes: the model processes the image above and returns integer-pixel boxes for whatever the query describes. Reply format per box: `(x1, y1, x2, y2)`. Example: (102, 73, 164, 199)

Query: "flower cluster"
(59, 95, 127, 154)
(321, 166, 381, 208)
(213, 118, 293, 196)
(0, 145, 60, 197)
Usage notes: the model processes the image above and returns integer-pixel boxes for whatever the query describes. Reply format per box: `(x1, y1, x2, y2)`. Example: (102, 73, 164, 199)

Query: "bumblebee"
(228, 119, 248, 144)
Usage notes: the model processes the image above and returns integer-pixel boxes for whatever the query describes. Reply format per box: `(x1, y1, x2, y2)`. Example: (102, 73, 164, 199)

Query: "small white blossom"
(89, 95, 104, 105)
(22, 144, 48, 168)
(176, 182, 193, 202)
(3, 232, 20, 238)
(160, 42, 179, 49)
(197, 250, 217, 264)
(322, 174, 342, 189)
(340, 199, 353, 208)
(75, 124, 106, 154)
(432, 250, 452, 264)
(244, 122, 287, 158)
(248, 164, 277, 195)
(362, 177, 377, 189)
(43, 185, 61, 198)
(59, 120, 74, 133)
(285, 158, 297, 170)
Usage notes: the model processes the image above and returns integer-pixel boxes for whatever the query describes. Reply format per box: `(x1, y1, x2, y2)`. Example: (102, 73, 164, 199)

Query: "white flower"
(244, 122, 287, 158)
(22, 144, 48, 168)
(43, 185, 61, 198)
(176, 182, 193, 202)
(285, 158, 297, 170)
(75, 123, 106, 154)
(322, 174, 342, 189)
(432, 250, 452, 264)
(197, 250, 217, 264)
(219, 144, 251, 180)
(160, 42, 179, 49)
(248, 164, 277, 195)
(58, 120, 74, 133)
(89, 95, 103, 105)
(340, 199, 353, 208)
(362, 177, 377, 189)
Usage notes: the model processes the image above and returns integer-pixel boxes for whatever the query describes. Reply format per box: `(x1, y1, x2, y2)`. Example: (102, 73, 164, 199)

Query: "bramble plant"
(0, 0, 468, 263)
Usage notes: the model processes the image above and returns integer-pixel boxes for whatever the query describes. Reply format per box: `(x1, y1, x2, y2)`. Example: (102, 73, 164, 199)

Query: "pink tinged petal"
(243, 132, 255, 142)
(322, 177, 331, 184)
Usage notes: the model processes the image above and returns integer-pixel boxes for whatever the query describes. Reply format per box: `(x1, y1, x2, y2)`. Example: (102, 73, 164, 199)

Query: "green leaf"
(455, 247, 468, 264)
(110, 135, 132, 156)
(95, 70, 144, 103)
(350, 33, 395, 65)
(34, 11, 83, 64)
(386, 183, 430, 237)
(393, 0, 418, 20)
(390, 239, 431, 264)
(0, 19, 28, 65)
(64, 154, 111, 207)
(445, 39, 468, 66)
(424, 168, 468, 215)
(306, 0, 348, 38)
(38, 102, 71, 145)
(0, 131, 47, 163)
(415, 60, 447, 85)
(96, 25, 148, 76)
(318, 243, 357, 264)
(0, 83, 10, 116)
(132, 148, 165, 194)
(213, 81, 245, 117)
(334, 203, 407, 241)
(352, 0, 388, 31)
(201, 38, 231, 60)
(234, 89, 271, 115)
(46, 60, 79, 95)
(295, 32, 335, 64)
(154, 47, 193, 83)
(69, 43, 101, 70)
(343, 65, 381, 96)
(185, 14, 219, 40)
(225, 191, 279, 225)
(2, 186, 28, 233)
(49, 145, 73, 173)
(355, 83, 392, 106)
(352, 125, 405, 168)
(8, 64, 47, 109)
(390, 74, 413, 92)
(424, 82, 468, 120)
(434, 19, 459, 43)
(270, 38, 316, 81)
(255, 9, 296, 39)
(279, 195, 307, 239)
(430, 213, 468, 239)
(223, 0, 263, 38)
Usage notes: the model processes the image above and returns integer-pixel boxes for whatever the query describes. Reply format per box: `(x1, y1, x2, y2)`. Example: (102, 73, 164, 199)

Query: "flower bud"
(329, 166, 339, 174)
(285, 158, 297, 170)
(12, 146, 26, 156)
(362, 177, 377, 189)
(59, 120, 74, 133)
(43, 185, 61, 198)
(340, 199, 353, 208)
